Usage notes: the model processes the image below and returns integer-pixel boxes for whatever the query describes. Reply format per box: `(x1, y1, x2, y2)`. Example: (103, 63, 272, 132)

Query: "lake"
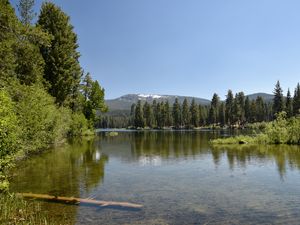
(10, 131, 300, 224)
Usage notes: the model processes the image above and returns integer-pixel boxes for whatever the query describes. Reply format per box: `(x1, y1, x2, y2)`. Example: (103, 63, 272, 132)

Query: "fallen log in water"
(17, 193, 143, 209)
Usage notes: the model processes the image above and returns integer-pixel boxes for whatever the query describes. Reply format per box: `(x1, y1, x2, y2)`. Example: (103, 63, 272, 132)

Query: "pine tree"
(82, 73, 93, 101)
(164, 101, 172, 127)
(256, 96, 265, 122)
(199, 105, 209, 126)
(219, 102, 226, 126)
(190, 99, 199, 127)
(286, 89, 293, 118)
(152, 100, 158, 128)
(0, 0, 48, 86)
(0, 0, 20, 85)
(37, 2, 82, 107)
(273, 81, 285, 115)
(249, 100, 257, 122)
(130, 103, 136, 126)
(293, 83, 300, 115)
(143, 102, 154, 128)
(244, 97, 251, 122)
(17, 0, 35, 25)
(236, 92, 245, 124)
(172, 98, 181, 128)
(208, 93, 220, 124)
(225, 90, 234, 125)
(134, 100, 144, 128)
(182, 98, 190, 127)
(81, 76, 107, 125)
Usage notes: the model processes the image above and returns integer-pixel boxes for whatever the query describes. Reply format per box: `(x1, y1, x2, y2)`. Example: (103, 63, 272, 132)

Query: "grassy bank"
(211, 112, 300, 145)
(0, 193, 51, 225)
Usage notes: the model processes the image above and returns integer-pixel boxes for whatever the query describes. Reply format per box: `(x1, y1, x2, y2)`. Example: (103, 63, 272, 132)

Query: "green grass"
(212, 113, 300, 145)
(0, 193, 51, 225)
(211, 135, 258, 145)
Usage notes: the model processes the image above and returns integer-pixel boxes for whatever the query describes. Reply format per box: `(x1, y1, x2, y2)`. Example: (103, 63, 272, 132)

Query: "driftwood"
(17, 193, 143, 209)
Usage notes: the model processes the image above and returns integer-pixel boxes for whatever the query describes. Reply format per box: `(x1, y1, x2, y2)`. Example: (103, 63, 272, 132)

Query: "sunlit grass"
(0, 193, 51, 225)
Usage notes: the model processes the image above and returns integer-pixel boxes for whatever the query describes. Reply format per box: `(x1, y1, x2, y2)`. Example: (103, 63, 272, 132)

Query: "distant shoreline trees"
(99, 81, 300, 129)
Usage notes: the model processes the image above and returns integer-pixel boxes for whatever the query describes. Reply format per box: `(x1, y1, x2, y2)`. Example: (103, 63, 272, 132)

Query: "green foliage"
(81, 73, 107, 128)
(225, 90, 234, 125)
(11, 84, 71, 153)
(172, 98, 181, 128)
(68, 112, 90, 137)
(211, 135, 256, 145)
(134, 100, 145, 128)
(182, 98, 190, 127)
(38, 2, 82, 107)
(212, 112, 300, 145)
(0, 90, 18, 157)
(208, 93, 219, 124)
(273, 80, 285, 116)
(286, 89, 293, 117)
(0, 90, 18, 191)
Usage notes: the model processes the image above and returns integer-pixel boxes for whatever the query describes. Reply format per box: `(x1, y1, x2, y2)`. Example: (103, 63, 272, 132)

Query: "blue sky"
(11, 0, 300, 100)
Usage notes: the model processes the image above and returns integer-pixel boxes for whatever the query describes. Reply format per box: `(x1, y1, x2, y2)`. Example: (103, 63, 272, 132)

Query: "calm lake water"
(10, 131, 300, 225)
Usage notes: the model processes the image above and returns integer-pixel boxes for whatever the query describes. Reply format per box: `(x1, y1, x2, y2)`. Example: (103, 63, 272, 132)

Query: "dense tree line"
(0, 0, 106, 190)
(101, 81, 299, 129)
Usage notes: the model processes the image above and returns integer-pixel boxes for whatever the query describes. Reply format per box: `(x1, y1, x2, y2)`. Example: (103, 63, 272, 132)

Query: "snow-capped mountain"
(106, 94, 211, 111)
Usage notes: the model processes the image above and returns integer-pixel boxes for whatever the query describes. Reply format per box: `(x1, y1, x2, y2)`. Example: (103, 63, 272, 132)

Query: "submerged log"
(17, 193, 143, 209)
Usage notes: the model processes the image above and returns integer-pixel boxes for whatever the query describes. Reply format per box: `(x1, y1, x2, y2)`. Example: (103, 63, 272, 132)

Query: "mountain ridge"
(105, 93, 274, 112)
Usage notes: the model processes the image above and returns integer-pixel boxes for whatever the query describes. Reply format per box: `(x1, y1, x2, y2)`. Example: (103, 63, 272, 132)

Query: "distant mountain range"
(105, 93, 274, 112)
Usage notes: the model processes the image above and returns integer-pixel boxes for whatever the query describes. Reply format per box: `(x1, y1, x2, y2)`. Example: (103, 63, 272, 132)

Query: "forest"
(100, 81, 300, 129)
(0, 0, 106, 190)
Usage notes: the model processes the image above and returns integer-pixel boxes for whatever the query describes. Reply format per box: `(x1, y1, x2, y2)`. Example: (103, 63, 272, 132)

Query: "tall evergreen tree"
(182, 98, 190, 127)
(190, 99, 199, 127)
(130, 103, 136, 126)
(37, 2, 82, 108)
(164, 101, 172, 127)
(199, 105, 209, 126)
(0, 0, 48, 86)
(293, 83, 300, 115)
(219, 102, 226, 126)
(152, 100, 158, 128)
(81, 76, 107, 125)
(17, 0, 35, 25)
(172, 98, 181, 128)
(256, 96, 265, 122)
(273, 81, 285, 115)
(249, 100, 257, 122)
(244, 97, 251, 122)
(143, 102, 154, 127)
(82, 72, 93, 101)
(225, 90, 234, 125)
(286, 89, 293, 118)
(134, 100, 144, 128)
(236, 92, 246, 124)
(209, 93, 220, 124)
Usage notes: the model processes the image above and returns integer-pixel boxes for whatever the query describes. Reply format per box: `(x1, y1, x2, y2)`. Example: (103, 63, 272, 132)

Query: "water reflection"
(98, 131, 300, 178)
(10, 138, 108, 224)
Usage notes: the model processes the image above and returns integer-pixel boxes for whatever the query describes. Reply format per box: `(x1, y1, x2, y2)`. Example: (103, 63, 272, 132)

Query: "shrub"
(0, 90, 18, 191)
(68, 112, 90, 137)
(10, 84, 71, 153)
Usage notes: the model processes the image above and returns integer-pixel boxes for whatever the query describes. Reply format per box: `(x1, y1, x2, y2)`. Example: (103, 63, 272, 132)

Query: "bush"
(11, 85, 71, 153)
(68, 112, 90, 137)
(0, 90, 18, 191)
(212, 112, 300, 145)
(264, 112, 289, 144)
